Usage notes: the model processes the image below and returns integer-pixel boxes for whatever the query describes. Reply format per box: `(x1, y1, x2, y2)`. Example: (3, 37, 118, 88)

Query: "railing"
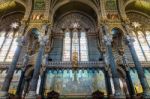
(47, 61, 105, 69)
(0, 61, 149, 69)
(0, 62, 22, 69)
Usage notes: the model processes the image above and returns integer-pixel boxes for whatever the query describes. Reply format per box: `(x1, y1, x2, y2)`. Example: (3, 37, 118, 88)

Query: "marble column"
(121, 53, 135, 97)
(104, 66, 113, 97)
(0, 36, 25, 98)
(15, 53, 29, 97)
(102, 25, 124, 98)
(38, 66, 47, 98)
(125, 35, 150, 98)
(25, 35, 48, 99)
(38, 51, 49, 98)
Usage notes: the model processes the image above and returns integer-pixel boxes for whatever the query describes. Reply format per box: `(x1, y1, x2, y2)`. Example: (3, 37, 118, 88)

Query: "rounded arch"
(0, 12, 25, 32)
(51, 0, 98, 24)
(126, 10, 150, 19)
(15, 0, 27, 8)
(125, 0, 150, 17)
(0, 1, 25, 17)
(24, 27, 41, 40)
(53, 11, 97, 33)
(111, 27, 125, 36)
(124, 0, 136, 8)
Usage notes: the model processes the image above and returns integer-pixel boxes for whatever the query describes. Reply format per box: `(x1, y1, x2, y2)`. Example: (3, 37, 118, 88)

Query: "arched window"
(132, 31, 146, 61)
(0, 31, 6, 48)
(5, 32, 18, 62)
(0, 23, 19, 62)
(137, 31, 150, 61)
(63, 32, 71, 61)
(80, 32, 88, 61)
(63, 31, 88, 61)
(146, 31, 150, 46)
(0, 31, 13, 62)
(131, 22, 150, 62)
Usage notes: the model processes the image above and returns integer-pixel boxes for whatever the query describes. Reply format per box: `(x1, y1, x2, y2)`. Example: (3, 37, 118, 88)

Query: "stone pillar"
(104, 66, 113, 97)
(125, 35, 150, 98)
(119, 50, 136, 98)
(15, 53, 30, 98)
(0, 36, 25, 98)
(38, 66, 47, 98)
(25, 35, 49, 99)
(102, 25, 124, 98)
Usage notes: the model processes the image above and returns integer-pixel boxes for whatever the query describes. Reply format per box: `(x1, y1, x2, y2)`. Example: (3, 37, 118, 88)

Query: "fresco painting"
(130, 69, 143, 93)
(44, 69, 107, 96)
(0, 70, 21, 95)
(8, 70, 21, 94)
(144, 69, 150, 87)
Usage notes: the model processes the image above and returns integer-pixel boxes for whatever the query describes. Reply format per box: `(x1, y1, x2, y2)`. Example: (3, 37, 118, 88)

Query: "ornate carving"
(103, 34, 112, 46)
(38, 35, 49, 46)
(125, 35, 135, 46)
(53, 12, 96, 33)
(17, 36, 25, 46)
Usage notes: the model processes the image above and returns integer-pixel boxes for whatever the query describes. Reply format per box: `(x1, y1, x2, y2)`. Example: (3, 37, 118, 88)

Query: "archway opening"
(111, 28, 124, 51)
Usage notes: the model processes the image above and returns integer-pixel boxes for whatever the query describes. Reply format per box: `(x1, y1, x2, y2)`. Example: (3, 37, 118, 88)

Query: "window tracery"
(63, 31, 88, 61)
(54, 12, 96, 62)
(131, 22, 150, 61)
(127, 12, 150, 62)
(0, 13, 23, 62)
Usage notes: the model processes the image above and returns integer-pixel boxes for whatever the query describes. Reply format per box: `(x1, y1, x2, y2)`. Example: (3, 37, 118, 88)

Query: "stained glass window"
(5, 33, 18, 62)
(80, 32, 88, 61)
(0, 31, 13, 62)
(138, 31, 150, 61)
(63, 32, 71, 61)
(146, 31, 150, 46)
(0, 31, 6, 48)
(132, 31, 146, 61)
(63, 31, 88, 61)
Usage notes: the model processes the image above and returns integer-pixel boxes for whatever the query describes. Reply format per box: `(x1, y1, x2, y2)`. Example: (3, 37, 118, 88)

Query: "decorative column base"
(0, 91, 9, 99)
(25, 91, 37, 99)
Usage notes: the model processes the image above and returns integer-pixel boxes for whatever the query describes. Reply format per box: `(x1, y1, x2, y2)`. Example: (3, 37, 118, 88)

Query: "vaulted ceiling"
(125, 0, 150, 16)
(0, 0, 25, 17)
(0, 0, 149, 18)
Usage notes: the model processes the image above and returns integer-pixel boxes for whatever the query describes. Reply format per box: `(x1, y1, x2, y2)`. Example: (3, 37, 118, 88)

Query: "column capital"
(17, 36, 25, 46)
(22, 53, 30, 71)
(38, 35, 49, 46)
(125, 35, 135, 46)
(103, 34, 112, 46)
(103, 52, 110, 66)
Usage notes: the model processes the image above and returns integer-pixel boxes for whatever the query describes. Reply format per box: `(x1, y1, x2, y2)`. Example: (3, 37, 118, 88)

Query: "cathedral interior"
(0, 0, 150, 99)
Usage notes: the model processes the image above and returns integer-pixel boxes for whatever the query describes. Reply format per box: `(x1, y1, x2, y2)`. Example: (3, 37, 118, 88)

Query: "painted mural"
(0, 70, 7, 89)
(144, 69, 150, 88)
(130, 69, 143, 94)
(8, 70, 21, 94)
(44, 69, 107, 96)
(0, 70, 21, 95)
